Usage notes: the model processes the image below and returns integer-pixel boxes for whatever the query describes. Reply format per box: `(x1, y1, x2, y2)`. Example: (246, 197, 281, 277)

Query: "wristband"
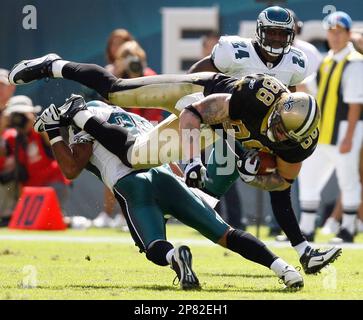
(50, 136, 63, 145)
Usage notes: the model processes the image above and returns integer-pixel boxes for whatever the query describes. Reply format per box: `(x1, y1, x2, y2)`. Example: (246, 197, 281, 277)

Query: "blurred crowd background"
(0, 0, 362, 236)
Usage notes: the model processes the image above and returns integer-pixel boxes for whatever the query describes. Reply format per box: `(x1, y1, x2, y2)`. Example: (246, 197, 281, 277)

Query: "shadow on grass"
(0, 284, 131, 291)
(202, 273, 275, 279)
(132, 284, 290, 294)
(1, 282, 291, 294)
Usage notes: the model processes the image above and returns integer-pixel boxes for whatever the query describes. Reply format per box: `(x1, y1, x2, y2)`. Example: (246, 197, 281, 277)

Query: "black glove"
(184, 157, 208, 188)
(236, 149, 260, 183)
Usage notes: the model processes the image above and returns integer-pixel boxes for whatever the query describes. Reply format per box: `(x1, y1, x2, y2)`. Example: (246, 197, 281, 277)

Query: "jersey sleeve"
(274, 130, 319, 163)
(211, 36, 241, 74)
(275, 145, 315, 163)
(288, 49, 309, 86)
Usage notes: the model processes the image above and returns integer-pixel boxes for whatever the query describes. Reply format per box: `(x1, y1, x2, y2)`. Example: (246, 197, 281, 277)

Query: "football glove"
(236, 149, 260, 183)
(33, 104, 61, 143)
(184, 157, 208, 189)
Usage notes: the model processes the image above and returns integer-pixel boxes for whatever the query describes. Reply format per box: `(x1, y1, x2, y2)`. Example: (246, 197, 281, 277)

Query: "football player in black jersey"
(185, 72, 320, 190)
(9, 54, 342, 275)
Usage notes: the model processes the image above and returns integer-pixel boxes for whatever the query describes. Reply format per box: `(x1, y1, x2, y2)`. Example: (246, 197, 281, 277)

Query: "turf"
(0, 225, 362, 300)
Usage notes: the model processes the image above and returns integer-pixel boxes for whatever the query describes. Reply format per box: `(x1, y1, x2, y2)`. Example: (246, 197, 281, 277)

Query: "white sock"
(341, 213, 356, 234)
(293, 241, 310, 258)
(52, 60, 70, 78)
(270, 258, 289, 277)
(299, 212, 317, 234)
(166, 248, 175, 265)
(73, 110, 94, 129)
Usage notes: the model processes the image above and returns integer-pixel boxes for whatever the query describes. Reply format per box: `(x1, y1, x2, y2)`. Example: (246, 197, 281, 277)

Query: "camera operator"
(114, 43, 145, 78)
(0, 96, 70, 225)
(0, 69, 16, 153)
(0, 69, 16, 225)
(113, 40, 165, 123)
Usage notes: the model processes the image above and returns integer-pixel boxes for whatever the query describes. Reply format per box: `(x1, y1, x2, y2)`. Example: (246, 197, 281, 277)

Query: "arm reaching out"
(179, 93, 230, 160)
(179, 93, 230, 188)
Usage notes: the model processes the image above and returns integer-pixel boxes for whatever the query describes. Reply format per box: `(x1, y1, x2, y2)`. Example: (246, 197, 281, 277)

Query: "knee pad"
(145, 240, 174, 266)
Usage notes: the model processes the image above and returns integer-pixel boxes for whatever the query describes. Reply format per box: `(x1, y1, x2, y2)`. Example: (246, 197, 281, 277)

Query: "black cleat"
(171, 246, 201, 290)
(9, 53, 61, 85)
(330, 228, 354, 244)
(300, 246, 342, 275)
(58, 94, 87, 125)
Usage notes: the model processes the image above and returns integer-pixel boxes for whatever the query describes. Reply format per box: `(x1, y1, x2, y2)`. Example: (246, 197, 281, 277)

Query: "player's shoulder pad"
(288, 46, 309, 71)
(86, 100, 108, 108)
(287, 46, 309, 86)
(212, 36, 252, 72)
(218, 35, 248, 44)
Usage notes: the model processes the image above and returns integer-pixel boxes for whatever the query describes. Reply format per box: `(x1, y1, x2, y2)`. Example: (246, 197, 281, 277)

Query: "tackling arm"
(179, 93, 230, 160)
(51, 141, 93, 180)
(188, 56, 219, 74)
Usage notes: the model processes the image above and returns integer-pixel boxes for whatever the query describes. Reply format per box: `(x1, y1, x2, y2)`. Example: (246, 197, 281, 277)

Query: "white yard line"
(0, 234, 362, 249)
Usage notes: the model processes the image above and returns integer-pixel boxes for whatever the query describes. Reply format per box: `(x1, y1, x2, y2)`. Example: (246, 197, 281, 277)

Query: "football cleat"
(9, 53, 61, 85)
(300, 246, 342, 275)
(279, 265, 304, 290)
(57, 94, 87, 124)
(171, 245, 201, 290)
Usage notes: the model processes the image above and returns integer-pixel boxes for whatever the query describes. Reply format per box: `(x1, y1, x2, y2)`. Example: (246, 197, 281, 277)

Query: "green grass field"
(0, 225, 362, 300)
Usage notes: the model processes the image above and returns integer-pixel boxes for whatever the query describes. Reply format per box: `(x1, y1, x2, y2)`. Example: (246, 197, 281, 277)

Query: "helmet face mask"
(267, 93, 320, 144)
(256, 6, 295, 56)
(267, 109, 290, 142)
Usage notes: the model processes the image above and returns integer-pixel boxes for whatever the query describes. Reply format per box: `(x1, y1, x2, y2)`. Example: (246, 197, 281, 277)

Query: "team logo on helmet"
(267, 92, 320, 144)
(283, 96, 294, 111)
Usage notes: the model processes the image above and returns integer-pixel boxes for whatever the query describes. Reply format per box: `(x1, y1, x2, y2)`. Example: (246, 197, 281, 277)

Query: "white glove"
(33, 104, 60, 133)
(33, 104, 62, 144)
(184, 157, 208, 189)
(236, 149, 260, 183)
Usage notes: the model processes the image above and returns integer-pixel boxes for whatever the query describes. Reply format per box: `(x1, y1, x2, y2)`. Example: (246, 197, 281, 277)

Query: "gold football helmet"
(267, 92, 320, 143)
